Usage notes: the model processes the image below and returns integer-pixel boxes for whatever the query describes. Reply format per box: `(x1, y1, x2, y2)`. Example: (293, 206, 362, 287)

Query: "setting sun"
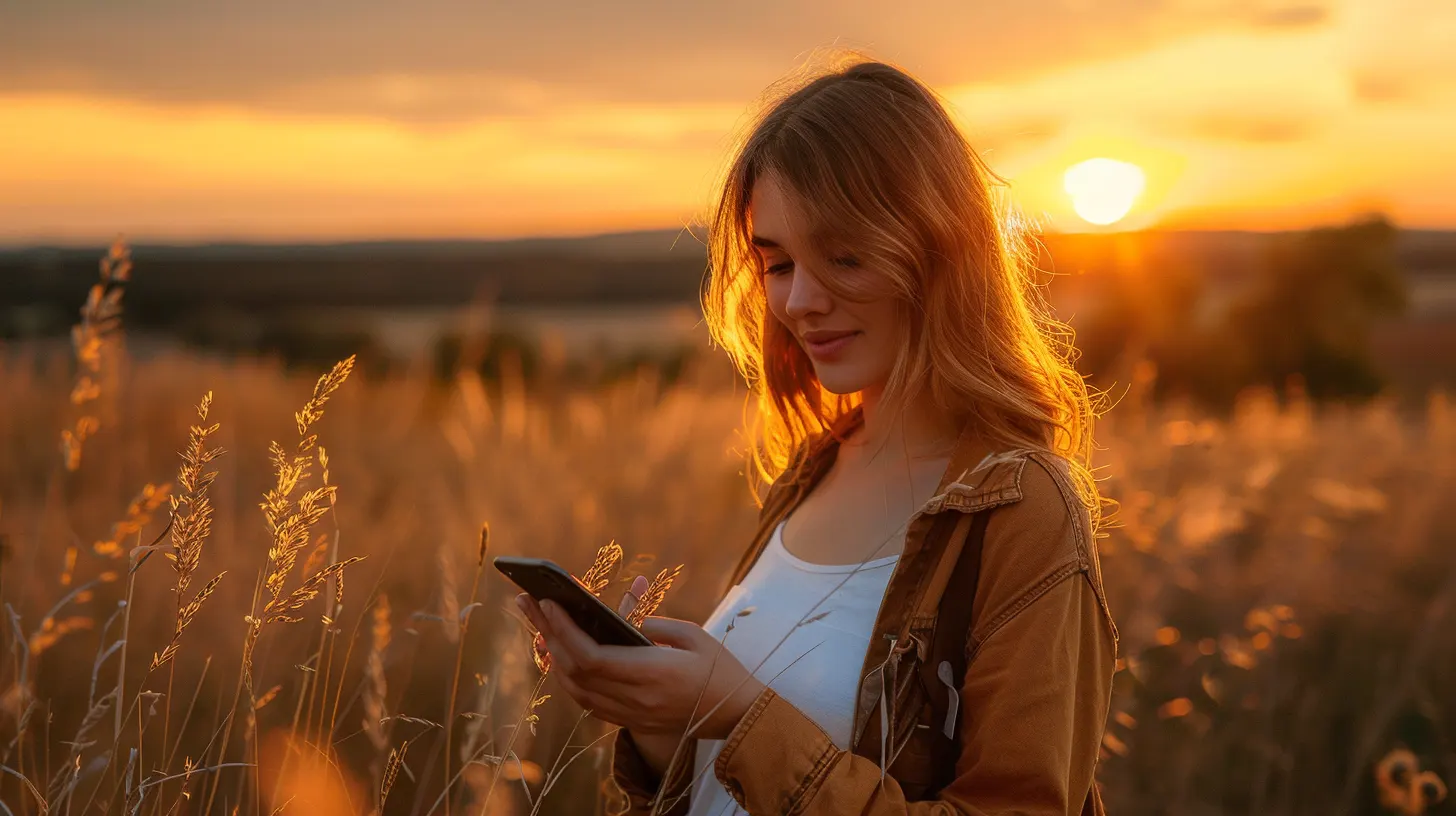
(1064, 158, 1146, 226)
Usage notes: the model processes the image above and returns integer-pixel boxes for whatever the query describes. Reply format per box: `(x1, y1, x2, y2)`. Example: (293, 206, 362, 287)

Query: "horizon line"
(2, 218, 1442, 252)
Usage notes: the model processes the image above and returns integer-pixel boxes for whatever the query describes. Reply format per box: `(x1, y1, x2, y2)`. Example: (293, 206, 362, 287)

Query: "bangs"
(753, 151, 921, 305)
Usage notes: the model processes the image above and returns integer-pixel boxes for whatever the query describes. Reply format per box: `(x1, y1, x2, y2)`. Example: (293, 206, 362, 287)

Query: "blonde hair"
(700, 50, 1108, 533)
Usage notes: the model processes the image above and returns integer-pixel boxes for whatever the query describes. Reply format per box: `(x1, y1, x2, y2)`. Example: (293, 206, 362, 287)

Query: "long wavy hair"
(700, 50, 1109, 533)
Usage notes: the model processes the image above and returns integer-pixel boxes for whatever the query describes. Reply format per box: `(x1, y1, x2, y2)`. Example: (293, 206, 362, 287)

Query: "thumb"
(639, 617, 708, 650)
(617, 574, 651, 617)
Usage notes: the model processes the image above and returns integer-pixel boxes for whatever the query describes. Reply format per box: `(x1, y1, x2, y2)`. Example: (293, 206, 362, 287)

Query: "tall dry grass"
(1, 248, 1453, 815)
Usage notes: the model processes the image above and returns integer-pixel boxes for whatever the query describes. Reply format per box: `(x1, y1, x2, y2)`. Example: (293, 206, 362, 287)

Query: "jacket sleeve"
(708, 570, 1117, 815)
(607, 452, 811, 815)
(607, 727, 694, 816)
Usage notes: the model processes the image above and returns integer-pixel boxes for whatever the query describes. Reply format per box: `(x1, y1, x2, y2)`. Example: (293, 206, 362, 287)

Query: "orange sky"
(2, 0, 1454, 244)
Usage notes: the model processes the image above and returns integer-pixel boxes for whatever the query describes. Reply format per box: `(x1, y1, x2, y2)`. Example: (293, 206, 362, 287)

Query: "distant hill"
(3, 226, 1454, 334)
(0, 228, 709, 319)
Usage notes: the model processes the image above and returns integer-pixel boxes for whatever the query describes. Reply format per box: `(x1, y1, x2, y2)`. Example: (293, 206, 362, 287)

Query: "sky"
(1, 0, 1454, 244)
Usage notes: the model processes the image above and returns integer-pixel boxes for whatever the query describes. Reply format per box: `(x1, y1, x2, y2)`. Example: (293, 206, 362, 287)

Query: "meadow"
(1, 245, 1453, 815)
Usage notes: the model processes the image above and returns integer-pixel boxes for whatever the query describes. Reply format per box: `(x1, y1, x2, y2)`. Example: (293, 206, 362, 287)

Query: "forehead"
(748, 172, 830, 252)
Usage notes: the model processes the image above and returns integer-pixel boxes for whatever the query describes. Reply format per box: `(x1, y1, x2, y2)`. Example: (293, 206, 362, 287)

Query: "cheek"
(763, 276, 791, 324)
(854, 301, 903, 342)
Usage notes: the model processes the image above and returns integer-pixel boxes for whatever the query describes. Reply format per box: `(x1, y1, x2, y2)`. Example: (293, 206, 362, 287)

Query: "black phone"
(493, 556, 655, 647)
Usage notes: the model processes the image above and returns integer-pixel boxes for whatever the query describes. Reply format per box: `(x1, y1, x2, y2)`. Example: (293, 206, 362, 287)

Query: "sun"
(1063, 158, 1146, 226)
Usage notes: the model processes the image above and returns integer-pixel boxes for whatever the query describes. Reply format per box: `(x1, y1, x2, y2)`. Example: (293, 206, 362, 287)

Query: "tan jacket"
(609, 409, 1120, 815)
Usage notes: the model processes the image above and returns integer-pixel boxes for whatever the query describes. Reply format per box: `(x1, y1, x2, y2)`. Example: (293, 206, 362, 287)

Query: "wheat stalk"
(207, 356, 358, 815)
(625, 565, 682, 628)
(579, 541, 624, 596)
(151, 393, 226, 672)
(443, 523, 490, 816)
(262, 557, 365, 625)
(242, 356, 359, 662)
(380, 738, 411, 811)
(92, 483, 173, 559)
(60, 236, 130, 472)
(257, 356, 356, 621)
(363, 593, 392, 753)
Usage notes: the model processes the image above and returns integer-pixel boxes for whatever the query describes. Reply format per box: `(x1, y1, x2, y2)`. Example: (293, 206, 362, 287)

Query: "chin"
(811, 364, 876, 396)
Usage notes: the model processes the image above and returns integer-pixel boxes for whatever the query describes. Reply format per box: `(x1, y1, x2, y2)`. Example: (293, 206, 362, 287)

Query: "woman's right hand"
(615, 575, 689, 779)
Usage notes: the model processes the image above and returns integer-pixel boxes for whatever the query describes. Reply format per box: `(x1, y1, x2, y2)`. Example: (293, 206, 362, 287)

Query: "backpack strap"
(913, 509, 1107, 813)
(921, 509, 990, 796)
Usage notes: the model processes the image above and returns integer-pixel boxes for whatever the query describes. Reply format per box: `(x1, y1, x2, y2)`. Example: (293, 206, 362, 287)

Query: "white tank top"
(686, 519, 901, 816)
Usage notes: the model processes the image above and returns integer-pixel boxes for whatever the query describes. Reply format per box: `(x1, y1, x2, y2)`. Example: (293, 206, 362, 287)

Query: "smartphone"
(493, 556, 655, 647)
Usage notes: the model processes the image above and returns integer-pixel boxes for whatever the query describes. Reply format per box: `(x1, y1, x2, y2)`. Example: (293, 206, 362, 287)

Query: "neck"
(851, 383, 961, 462)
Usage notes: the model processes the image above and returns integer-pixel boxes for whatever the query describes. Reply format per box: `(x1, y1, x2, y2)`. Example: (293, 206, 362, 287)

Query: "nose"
(783, 263, 833, 322)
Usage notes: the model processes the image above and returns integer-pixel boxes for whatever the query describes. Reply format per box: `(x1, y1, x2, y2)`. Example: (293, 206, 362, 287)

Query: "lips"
(801, 329, 860, 361)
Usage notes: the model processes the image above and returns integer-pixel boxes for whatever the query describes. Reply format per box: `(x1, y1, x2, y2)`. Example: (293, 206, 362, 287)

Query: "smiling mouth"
(802, 330, 860, 360)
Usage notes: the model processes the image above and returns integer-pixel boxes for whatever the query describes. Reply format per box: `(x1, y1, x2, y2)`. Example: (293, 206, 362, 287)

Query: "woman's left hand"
(516, 594, 766, 741)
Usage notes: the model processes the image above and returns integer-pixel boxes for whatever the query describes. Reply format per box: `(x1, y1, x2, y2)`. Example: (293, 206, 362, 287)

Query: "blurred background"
(2, 3, 1454, 815)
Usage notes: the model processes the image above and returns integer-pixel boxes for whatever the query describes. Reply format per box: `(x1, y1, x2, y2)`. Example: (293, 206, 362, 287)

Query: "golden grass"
(1, 249, 1454, 814)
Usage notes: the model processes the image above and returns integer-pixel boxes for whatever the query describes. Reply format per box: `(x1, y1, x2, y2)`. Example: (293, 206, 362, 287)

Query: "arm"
(609, 727, 694, 816)
(518, 580, 763, 816)
(602, 722, 693, 810)
(710, 571, 1117, 815)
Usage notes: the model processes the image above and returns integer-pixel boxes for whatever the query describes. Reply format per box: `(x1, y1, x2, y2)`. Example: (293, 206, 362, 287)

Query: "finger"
(536, 620, 579, 677)
(540, 599, 605, 676)
(638, 617, 710, 650)
(541, 600, 638, 682)
(617, 575, 651, 616)
(551, 669, 661, 729)
(517, 594, 550, 635)
(550, 664, 601, 710)
(552, 668, 638, 728)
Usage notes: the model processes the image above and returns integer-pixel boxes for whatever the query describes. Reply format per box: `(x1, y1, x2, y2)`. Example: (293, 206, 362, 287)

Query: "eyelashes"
(763, 256, 861, 277)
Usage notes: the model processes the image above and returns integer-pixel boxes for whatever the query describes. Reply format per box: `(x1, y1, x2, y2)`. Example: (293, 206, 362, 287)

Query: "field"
(2, 271, 1455, 815)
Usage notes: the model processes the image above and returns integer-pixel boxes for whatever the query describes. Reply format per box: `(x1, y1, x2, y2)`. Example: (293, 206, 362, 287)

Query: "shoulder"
(951, 448, 1091, 560)
(965, 450, 1115, 647)
(992, 450, 1093, 562)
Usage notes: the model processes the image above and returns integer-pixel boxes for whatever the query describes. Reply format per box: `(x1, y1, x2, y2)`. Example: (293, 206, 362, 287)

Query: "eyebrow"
(751, 226, 840, 252)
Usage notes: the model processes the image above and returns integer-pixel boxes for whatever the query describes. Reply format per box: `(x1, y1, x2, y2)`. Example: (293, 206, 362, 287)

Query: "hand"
(514, 580, 765, 742)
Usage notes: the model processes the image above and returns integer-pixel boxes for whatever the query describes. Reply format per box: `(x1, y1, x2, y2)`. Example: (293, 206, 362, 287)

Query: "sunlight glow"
(1064, 158, 1147, 225)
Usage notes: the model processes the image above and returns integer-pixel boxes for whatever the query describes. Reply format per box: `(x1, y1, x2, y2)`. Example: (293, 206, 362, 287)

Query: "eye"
(765, 260, 794, 276)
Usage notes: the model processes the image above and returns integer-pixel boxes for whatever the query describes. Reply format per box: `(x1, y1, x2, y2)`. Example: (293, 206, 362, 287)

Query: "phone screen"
(493, 556, 655, 647)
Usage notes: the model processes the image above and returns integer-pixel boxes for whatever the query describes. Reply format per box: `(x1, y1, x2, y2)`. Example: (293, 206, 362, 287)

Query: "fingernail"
(515, 595, 527, 613)
(541, 600, 556, 619)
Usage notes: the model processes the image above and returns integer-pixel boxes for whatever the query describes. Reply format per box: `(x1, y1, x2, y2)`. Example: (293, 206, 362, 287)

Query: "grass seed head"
(580, 540, 624, 597)
(626, 564, 683, 628)
(380, 739, 410, 806)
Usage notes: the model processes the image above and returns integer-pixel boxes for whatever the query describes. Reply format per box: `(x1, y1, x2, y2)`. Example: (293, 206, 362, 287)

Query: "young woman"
(516, 53, 1120, 815)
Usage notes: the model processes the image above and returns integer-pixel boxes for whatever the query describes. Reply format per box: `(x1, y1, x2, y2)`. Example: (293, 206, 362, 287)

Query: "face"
(749, 172, 903, 397)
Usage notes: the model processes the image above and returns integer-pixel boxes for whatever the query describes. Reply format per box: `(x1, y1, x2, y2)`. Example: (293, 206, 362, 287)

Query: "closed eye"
(764, 256, 858, 276)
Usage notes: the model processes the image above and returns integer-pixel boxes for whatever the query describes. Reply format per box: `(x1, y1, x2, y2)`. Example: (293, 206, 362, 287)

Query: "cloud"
(1343, 0, 1456, 104)
(0, 0, 1360, 124)
(1251, 4, 1329, 28)
(1180, 112, 1320, 143)
(1349, 73, 1410, 104)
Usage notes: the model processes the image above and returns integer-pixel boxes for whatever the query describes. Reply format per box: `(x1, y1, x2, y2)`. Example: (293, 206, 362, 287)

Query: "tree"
(1225, 215, 1407, 400)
